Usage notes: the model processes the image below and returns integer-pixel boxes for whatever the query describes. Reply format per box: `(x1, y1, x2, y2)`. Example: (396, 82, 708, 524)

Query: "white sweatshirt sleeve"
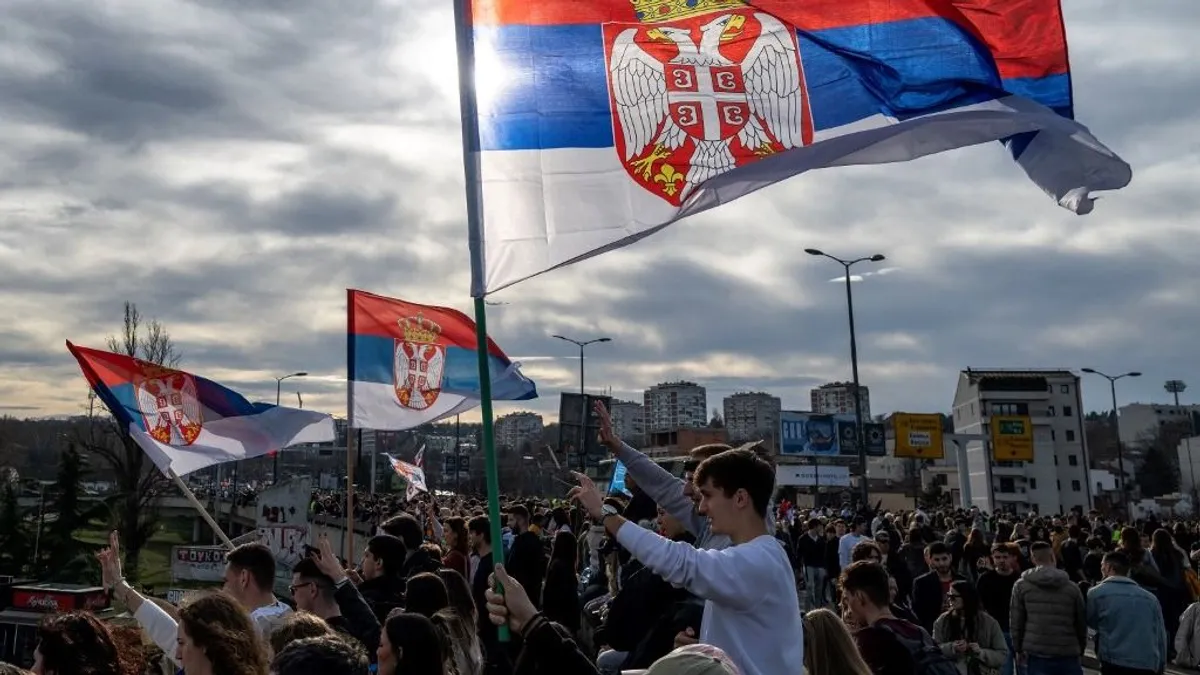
(614, 442, 707, 537)
(615, 521, 768, 612)
(134, 600, 179, 659)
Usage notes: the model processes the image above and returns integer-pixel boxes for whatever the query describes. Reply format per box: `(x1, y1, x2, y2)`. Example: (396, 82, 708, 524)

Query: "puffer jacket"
(1010, 566, 1086, 658)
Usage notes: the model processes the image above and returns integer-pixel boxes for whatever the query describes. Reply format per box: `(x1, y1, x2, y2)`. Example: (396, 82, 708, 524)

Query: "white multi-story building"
(1118, 403, 1200, 447)
(811, 381, 871, 418)
(723, 392, 781, 444)
(951, 368, 1091, 515)
(608, 399, 645, 446)
(644, 381, 707, 432)
(495, 411, 544, 451)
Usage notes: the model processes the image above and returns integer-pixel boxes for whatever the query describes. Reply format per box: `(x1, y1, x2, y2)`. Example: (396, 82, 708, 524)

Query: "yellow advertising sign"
(991, 415, 1034, 461)
(892, 414, 945, 459)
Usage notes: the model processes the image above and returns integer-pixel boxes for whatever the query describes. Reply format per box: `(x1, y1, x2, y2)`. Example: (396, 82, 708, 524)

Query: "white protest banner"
(170, 545, 227, 582)
(256, 478, 312, 571)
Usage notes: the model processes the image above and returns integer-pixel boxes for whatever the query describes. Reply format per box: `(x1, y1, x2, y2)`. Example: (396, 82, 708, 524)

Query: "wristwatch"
(597, 504, 619, 522)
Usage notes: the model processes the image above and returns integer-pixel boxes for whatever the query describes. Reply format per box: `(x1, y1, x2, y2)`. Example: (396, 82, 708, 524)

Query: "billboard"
(780, 412, 885, 457)
(892, 414, 945, 459)
(558, 393, 611, 466)
(774, 464, 852, 487)
(171, 546, 227, 582)
(991, 415, 1034, 461)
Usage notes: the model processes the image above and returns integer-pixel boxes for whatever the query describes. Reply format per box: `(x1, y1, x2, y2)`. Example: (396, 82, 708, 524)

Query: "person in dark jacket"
(876, 531, 913, 604)
(356, 534, 408, 624)
(382, 512, 443, 580)
(541, 530, 581, 633)
(293, 548, 382, 660)
(912, 541, 966, 632)
(506, 505, 548, 609)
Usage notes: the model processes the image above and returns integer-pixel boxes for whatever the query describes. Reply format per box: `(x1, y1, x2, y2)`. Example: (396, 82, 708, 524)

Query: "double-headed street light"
(553, 335, 612, 471)
(805, 249, 886, 507)
(273, 371, 309, 482)
(1081, 368, 1140, 516)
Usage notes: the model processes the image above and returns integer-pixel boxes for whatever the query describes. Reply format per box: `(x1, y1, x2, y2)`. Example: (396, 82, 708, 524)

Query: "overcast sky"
(1, 1, 1197, 424)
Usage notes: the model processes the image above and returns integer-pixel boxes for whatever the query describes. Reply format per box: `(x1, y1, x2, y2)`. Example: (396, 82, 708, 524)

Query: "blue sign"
(780, 412, 841, 456)
(609, 461, 630, 495)
(837, 421, 888, 457)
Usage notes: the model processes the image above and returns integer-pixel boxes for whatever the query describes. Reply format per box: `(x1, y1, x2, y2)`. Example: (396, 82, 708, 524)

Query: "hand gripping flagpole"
(454, 0, 510, 642)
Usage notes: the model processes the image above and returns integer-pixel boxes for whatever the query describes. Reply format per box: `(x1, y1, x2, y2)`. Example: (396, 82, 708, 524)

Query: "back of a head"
(36, 612, 124, 675)
(405, 572, 450, 618)
(647, 644, 742, 675)
(692, 448, 775, 517)
(689, 443, 732, 462)
(269, 611, 335, 656)
(226, 542, 277, 592)
(385, 612, 446, 675)
(1102, 550, 1131, 577)
(436, 568, 477, 624)
(271, 635, 369, 675)
(1030, 540, 1055, 565)
(381, 512, 424, 549)
(803, 608, 870, 675)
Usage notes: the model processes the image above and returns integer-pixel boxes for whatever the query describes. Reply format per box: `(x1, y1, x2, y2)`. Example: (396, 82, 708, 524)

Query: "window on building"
(1054, 455, 1059, 465)
(1057, 480, 1062, 490)
(1047, 406, 1056, 416)
(999, 477, 1016, 493)
(1068, 455, 1078, 466)
(1051, 429, 1056, 441)
(1066, 430, 1076, 442)
(1072, 480, 1081, 492)
(1030, 478, 1038, 489)
(937, 474, 948, 486)
(1060, 384, 1070, 394)
(971, 403, 975, 415)
(1063, 406, 1073, 417)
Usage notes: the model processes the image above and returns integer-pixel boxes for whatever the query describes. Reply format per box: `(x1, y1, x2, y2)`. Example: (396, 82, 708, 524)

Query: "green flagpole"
(453, 0, 510, 642)
(472, 298, 508, 642)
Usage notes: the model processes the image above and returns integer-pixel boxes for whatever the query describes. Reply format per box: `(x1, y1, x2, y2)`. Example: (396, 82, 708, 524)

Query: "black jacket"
(511, 617, 599, 675)
(912, 570, 965, 632)
(330, 580, 383, 660)
(796, 531, 826, 568)
(507, 531, 548, 609)
(401, 547, 443, 580)
(541, 559, 581, 633)
(357, 574, 405, 624)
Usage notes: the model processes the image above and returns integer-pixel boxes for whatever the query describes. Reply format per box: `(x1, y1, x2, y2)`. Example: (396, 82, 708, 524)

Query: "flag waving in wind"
(414, 446, 425, 468)
(348, 290, 538, 430)
(386, 454, 428, 501)
(67, 341, 335, 477)
(463, 0, 1131, 294)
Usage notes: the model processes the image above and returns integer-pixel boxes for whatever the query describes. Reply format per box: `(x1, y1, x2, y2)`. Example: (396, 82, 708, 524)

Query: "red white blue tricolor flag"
(462, 0, 1132, 295)
(347, 290, 538, 430)
(66, 342, 336, 477)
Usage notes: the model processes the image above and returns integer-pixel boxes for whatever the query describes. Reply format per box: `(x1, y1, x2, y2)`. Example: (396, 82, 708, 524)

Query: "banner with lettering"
(256, 477, 312, 589)
(170, 546, 227, 582)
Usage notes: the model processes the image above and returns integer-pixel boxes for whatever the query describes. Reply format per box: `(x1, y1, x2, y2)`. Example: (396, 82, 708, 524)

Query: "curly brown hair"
(178, 592, 268, 675)
(36, 611, 140, 675)
(268, 611, 334, 656)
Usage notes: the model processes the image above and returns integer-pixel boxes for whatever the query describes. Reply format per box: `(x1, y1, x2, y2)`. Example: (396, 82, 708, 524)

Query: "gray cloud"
(1, 0, 1198, 425)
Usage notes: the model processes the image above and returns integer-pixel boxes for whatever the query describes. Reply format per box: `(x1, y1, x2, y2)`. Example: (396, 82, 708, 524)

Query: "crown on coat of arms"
(399, 313, 442, 344)
(631, 0, 747, 22)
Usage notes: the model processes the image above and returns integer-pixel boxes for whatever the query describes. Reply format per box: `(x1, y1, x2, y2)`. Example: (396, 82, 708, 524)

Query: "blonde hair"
(803, 609, 872, 675)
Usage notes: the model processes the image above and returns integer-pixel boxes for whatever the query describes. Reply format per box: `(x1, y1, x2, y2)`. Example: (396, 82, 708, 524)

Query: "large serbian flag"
(464, 0, 1132, 295)
(348, 290, 538, 430)
(66, 342, 336, 477)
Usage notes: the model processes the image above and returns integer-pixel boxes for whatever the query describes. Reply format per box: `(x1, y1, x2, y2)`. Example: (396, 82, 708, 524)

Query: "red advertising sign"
(11, 585, 108, 613)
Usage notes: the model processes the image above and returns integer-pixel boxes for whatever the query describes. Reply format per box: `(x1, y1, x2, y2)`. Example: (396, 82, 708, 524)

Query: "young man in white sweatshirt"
(570, 447, 802, 675)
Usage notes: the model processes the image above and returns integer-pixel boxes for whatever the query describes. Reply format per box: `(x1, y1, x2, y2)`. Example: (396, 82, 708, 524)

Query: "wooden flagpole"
(169, 469, 234, 549)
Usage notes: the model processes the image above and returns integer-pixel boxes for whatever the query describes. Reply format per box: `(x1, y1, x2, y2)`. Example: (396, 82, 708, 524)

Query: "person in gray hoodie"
(1009, 541, 1087, 675)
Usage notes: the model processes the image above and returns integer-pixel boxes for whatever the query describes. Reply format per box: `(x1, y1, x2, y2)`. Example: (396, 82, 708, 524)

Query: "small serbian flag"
(414, 446, 425, 468)
(67, 341, 336, 477)
(348, 289, 538, 430)
(386, 454, 428, 500)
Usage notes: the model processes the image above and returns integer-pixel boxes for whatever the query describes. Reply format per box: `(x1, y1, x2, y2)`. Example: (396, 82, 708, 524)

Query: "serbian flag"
(464, 0, 1131, 294)
(414, 446, 425, 468)
(66, 342, 336, 477)
(348, 290, 537, 430)
(386, 454, 428, 500)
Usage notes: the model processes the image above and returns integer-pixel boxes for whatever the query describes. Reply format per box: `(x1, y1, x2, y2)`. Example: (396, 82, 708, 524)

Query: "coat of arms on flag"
(605, 0, 811, 206)
(394, 313, 446, 411)
(133, 366, 204, 446)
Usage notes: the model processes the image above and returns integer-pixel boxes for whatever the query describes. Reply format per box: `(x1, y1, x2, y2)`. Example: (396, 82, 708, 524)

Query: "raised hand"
(594, 400, 619, 453)
(568, 471, 604, 519)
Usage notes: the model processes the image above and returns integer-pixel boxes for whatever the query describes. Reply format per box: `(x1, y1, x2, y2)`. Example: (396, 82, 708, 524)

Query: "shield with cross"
(393, 339, 445, 410)
(134, 370, 204, 445)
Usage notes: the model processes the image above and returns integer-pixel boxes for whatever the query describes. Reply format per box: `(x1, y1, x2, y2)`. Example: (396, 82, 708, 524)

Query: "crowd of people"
(9, 402, 1200, 675)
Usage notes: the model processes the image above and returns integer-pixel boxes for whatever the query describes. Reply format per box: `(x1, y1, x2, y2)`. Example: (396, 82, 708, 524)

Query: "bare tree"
(78, 302, 181, 580)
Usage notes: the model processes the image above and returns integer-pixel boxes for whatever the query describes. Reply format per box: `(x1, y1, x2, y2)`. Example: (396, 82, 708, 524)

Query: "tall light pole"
(1082, 368, 1140, 517)
(553, 335, 612, 471)
(1166, 380, 1196, 506)
(805, 249, 885, 507)
(273, 371, 309, 482)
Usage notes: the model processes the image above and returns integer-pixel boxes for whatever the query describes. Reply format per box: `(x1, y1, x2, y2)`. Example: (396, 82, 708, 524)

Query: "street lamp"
(1081, 368, 1140, 517)
(1165, 380, 1196, 505)
(553, 335, 612, 471)
(805, 249, 886, 507)
(273, 371, 309, 482)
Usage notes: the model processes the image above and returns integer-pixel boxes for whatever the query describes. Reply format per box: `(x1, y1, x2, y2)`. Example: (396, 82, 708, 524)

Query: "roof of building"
(961, 368, 1078, 381)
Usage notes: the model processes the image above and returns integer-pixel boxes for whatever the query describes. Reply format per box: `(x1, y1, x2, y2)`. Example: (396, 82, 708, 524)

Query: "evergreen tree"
(40, 444, 93, 576)
(1137, 444, 1179, 498)
(0, 481, 30, 576)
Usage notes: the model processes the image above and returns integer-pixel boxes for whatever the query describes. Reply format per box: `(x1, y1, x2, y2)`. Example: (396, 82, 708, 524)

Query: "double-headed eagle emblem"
(607, 7, 810, 205)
